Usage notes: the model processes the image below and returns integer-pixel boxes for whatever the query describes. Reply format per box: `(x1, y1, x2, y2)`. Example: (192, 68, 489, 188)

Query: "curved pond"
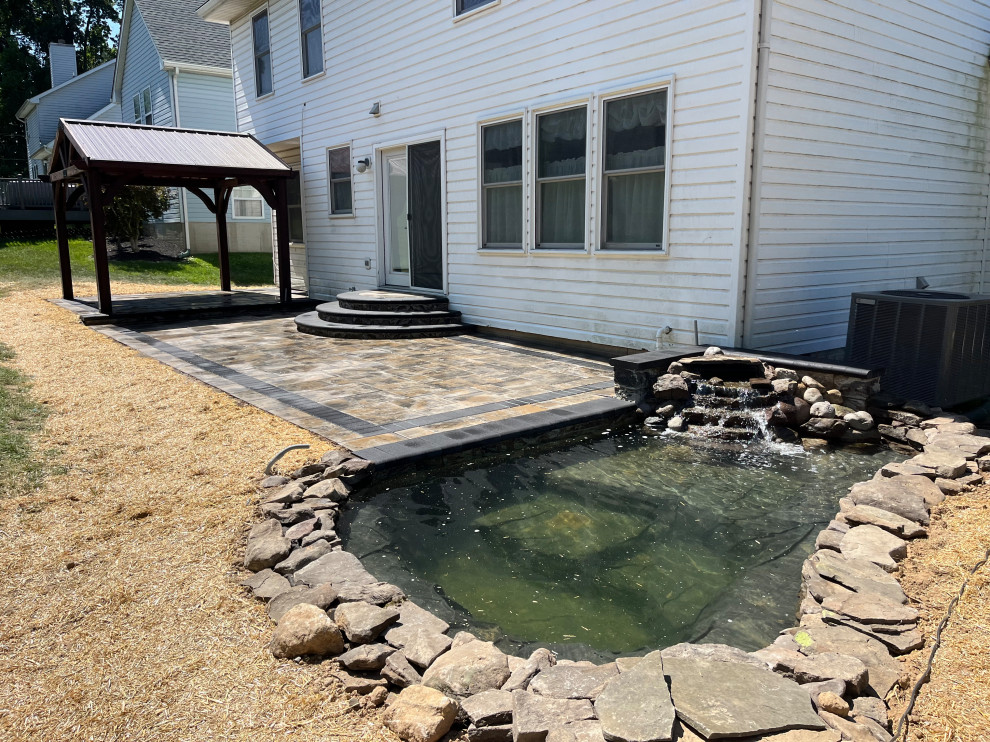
(339, 430, 899, 662)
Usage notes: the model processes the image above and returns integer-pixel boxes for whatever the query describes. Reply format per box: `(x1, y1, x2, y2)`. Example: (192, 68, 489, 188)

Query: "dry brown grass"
(0, 282, 397, 742)
(889, 481, 990, 742)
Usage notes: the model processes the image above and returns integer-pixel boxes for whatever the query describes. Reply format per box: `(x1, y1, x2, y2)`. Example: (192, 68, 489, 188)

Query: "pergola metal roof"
(45, 119, 297, 314)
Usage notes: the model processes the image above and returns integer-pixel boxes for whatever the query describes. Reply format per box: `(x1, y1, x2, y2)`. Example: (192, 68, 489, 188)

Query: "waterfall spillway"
(681, 381, 779, 441)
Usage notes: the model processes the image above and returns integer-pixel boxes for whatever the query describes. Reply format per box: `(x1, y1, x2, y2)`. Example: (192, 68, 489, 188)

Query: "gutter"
(169, 67, 195, 256)
(162, 60, 233, 78)
(739, 0, 774, 347)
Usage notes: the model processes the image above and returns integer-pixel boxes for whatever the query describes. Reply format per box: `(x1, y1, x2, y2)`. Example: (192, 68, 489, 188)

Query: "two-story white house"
(198, 0, 990, 354)
(112, 0, 272, 254)
(16, 43, 118, 180)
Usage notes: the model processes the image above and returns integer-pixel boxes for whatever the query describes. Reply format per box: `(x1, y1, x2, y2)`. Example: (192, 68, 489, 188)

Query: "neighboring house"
(16, 44, 116, 179)
(113, 0, 272, 253)
(198, 0, 990, 354)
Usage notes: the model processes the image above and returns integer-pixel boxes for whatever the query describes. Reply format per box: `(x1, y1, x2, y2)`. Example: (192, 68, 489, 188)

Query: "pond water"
(339, 430, 900, 662)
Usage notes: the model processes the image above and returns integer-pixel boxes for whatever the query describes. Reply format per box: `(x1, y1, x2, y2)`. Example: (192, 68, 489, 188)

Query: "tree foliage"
(105, 186, 172, 250)
(0, 0, 120, 177)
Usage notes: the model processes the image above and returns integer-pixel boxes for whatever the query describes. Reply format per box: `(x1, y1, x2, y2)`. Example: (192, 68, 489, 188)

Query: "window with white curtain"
(327, 146, 352, 214)
(253, 10, 272, 97)
(536, 107, 587, 249)
(232, 186, 264, 218)
(602, 89, 667, 250)
(299, 0, 323, 78)
(456, 0, 496, 15)
(482, 120, 522, 248)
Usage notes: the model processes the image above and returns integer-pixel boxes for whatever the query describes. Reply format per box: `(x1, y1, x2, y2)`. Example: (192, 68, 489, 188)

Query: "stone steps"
(295, 290, 469, 339)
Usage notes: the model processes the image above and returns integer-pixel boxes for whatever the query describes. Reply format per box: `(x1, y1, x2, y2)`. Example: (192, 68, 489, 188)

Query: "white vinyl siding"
(229, 0, 760, 350)
(746, 0, 990, 354)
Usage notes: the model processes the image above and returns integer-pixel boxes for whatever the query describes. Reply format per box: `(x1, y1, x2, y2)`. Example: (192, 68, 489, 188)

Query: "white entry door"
(383, 149, 411, 287)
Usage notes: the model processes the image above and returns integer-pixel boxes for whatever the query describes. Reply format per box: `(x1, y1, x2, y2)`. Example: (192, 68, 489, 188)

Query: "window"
(287, 176, 304, 242)
(481, 120, 522, 248)
(456, 0, 496, 15)
(602, 89, 667, 249)
(253, 10, 272, 97)
(232, 186, 264, 218)
(299, 0, 323, 78)
(327, 146, 352, 215)
(536, 107, 586, 249)
(132, 87, 153, 124)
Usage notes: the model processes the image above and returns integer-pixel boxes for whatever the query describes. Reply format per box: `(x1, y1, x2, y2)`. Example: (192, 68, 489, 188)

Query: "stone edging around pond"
(242, 426, 990, 742)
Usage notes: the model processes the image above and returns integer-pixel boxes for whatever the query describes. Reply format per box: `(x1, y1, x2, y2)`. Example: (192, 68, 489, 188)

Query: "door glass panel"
(387, 155, 410, 274)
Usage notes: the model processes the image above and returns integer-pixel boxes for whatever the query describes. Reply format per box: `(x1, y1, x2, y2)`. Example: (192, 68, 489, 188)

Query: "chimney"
(49, 41, 77, 88)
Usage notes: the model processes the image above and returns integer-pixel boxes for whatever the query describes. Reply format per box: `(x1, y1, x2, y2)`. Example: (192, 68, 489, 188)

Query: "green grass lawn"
(0, 343, 59, 499)
(0, 238, 275, 289)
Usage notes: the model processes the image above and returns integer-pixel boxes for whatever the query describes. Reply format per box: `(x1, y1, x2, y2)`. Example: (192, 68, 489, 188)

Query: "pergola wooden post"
(45, 119, 298, 316)
(214, 185, 232, 292)
(52, 180, 74, 300)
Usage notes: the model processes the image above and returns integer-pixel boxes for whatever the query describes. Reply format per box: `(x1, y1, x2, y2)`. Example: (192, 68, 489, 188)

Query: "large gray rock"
(819, 612, 925, 656)
(383, 651, 424, 688)
(878, 461, 932, 479)
(401, 629, 453, 669)
(294, 549, 375, 588)
(304, 477, 351, 502)
(263, 481, 307, 504)
(337, 581, 406, 605)
(924, 432, 990, 459)
(273, 539, 336, 575)
(385, 601, 451, 646)
(530, 664, 618, 701)
(267, 583, 338, 623)
(463, 690, 514, 727)
(664, 656, 826, 739)
(338, 643, 395, 671)
(241, 568, 291, 601)
(503, 648, 556, 692)
(594, 651, 675, 742)
(654, 374, 690, 401)
(788, 615, 902, 697)
(807, 550, 907, 604)
(334, 600, 400, 643)
(423, 641, 511, 698)
(383, 685, 458, 742)
(839, 501, 927, 539)
(512, 691, 595, 742)
(821, 593, 919, 626)
(818, 711, 880, 742)
(270, 504, 318, 526)
(333, 669, 388, 695)
(661, 643, 768, 669)
(244, 519, 293, 572)
(470, 725, 514, 742)
(839, 525, 907, 573)
(789, 653, 869, 694)
(269, 603, 344, 658)
(909, 452, 969, 479)
(261, 475, 290, 488)
(847, 476, 933, 524)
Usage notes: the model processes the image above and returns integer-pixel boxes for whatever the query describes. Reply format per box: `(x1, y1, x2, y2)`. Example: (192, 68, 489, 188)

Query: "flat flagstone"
(664, 656, 826, 739)
(594, 651, 675, 742)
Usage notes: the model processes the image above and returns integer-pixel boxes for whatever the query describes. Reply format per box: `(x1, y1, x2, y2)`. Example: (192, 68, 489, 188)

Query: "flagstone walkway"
(96, 314, 616, 452)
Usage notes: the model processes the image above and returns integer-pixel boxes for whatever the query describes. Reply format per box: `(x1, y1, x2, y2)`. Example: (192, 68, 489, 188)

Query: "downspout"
(739, 0, 774, 347)
(169, 66, 194, 256)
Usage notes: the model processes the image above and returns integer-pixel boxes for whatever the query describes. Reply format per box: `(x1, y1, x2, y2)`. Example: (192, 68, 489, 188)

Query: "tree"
(0, 0, 121, 176)
(105, 186, 172, 250)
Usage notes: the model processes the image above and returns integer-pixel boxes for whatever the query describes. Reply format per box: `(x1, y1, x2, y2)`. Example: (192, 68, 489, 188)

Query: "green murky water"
(340, 430, 899, 661)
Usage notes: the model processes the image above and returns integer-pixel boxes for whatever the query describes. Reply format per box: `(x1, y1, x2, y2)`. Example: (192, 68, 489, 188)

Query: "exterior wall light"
(356, 158, 371, 173)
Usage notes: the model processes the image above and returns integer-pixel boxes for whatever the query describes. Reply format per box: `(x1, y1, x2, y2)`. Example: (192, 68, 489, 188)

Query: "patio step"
(294, 311, 468, 339)
(315, 301, 462, 327)
(336, 290, 451, 313)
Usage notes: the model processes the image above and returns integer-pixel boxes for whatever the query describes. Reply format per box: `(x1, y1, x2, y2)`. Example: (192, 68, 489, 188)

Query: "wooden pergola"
(45, 118, 297, 315)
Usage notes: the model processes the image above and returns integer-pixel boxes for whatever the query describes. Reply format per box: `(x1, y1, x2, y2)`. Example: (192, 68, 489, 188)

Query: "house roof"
(51, 119, 292, 178)
(137, 0, 232, 70)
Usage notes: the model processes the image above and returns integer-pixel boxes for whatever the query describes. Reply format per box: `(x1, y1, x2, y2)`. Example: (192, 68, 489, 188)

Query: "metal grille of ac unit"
(846, 290, 990, 408)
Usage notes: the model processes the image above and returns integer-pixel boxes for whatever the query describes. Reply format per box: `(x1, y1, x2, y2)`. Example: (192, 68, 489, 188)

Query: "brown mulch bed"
(0, 284, 397, 742)
(889, 480, 990, 742)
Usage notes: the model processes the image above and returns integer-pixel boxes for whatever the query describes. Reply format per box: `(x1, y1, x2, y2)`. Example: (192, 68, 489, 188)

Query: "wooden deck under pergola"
(44, 118, 298, 315)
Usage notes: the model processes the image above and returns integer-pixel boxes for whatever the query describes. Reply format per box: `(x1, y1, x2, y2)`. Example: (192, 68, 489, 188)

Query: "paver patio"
(95, 314, 616, 451)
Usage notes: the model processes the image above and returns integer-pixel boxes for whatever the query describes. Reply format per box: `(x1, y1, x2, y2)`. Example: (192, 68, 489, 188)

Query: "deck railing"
(0, 179, 87, 211)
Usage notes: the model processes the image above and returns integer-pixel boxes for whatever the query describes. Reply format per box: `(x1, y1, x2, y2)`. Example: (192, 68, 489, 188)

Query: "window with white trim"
(232, 186, 264, 218)
(601, 89, 667, 250)
(132, 87, 153, 124)
(299, 0, 323, 78)
(481, 119, 522, 248)
(456, 0, 496, 15)
(536, 106, 586, 249)
(327, 146, 352, 215)
(253, 10, 273, 97)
